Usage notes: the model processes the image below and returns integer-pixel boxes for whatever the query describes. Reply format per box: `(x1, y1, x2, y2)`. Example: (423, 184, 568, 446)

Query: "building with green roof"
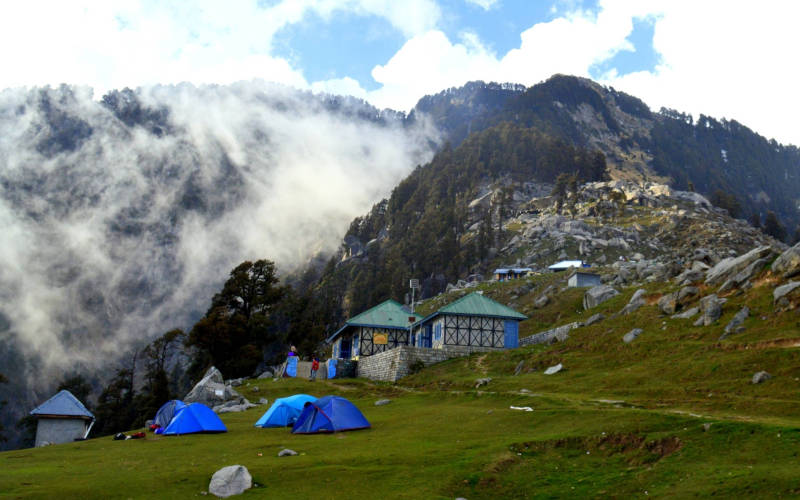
(410, 292, 526, 350)
(327, 299, 422, 359)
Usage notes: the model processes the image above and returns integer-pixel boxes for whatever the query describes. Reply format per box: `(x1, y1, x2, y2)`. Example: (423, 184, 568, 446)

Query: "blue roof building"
(30, 390, 95, 447)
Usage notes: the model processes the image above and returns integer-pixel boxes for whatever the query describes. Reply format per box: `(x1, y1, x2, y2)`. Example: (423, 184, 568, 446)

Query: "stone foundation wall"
(356, 345, 502, 382)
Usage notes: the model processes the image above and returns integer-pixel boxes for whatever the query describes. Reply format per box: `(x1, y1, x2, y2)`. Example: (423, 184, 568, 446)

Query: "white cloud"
(0, 0, 440, 95)
(465, 0, 500, 10)
(351, 0, 800, 145)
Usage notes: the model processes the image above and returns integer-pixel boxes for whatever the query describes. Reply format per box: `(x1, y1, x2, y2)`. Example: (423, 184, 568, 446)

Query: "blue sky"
(1, 1, 799, 145)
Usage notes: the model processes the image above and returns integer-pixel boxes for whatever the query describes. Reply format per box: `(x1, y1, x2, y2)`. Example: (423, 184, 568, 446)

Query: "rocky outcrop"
(719, 306, 749, 340)
(583, 285, 620, 310)
(704, 246, 774, 287)
(184, 366, 242, 408)
(693, 295, 723, 326)
(771, 242, 800, 279)
(658, 292, 678, 315)
(520, 322, 580, 345)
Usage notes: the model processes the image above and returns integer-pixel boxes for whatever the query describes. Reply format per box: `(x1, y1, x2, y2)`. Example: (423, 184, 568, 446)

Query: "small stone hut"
(568, 271, 602, 288)
(328, 299, 423, 360)
(30, 390, 95, 447)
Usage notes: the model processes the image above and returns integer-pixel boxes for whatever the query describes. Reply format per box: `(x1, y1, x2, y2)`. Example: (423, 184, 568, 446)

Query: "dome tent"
(291, 396, 370, 434)
(254, 394, 316, 428)
(153, 400, 186, 433)
(163, 403, 226, 435)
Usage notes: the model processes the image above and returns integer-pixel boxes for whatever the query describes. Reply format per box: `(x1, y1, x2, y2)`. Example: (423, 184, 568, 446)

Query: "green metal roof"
(436, 292, 527, 320)
(345, 299, 422, 329)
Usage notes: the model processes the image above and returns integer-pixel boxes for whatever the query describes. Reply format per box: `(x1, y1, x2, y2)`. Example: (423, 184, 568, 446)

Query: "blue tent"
(163, 403, 227, 435)
(153, 400, 186, 432)
(254, 394, 316, 428)
(291, 396, 370, 434)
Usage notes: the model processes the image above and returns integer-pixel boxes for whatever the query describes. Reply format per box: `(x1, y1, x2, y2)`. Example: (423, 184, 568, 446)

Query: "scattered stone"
(519, 389, 531, 393)
(702, 423, 713, 432)
(658, 292, 678, 315)
(374, 399, 392, 406)
(278, 449, 298, 457)
(583, 285, 620, 310)
(543, 363, 563, 375)
(752, 371, 772, 384)
(584, 313, 605, 326)
(622, 328, 643, 343)
(719, 306, 749, 340)
(693, 294, 723, 326)
(672, 306, 700, 319)
(771, 241, 800, 279)
(214, 398, 256, 414)
(475, 377, 492, 388)
(257, 370, 274, 379)
(514, 360, 525, 375)
(258, 398, 269, 405)
(533, 294, 550, 308)
(226, 378, 245, 387)
(209, 465, 252, 498)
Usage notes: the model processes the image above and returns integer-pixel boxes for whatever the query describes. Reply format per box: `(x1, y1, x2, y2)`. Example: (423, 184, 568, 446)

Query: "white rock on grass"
(543, 363, 563, 375)
(622, 328, 643, 343)
(374, 399, 391, 406)
(278, 449, 298, 457)
(752, 371, 772, 384)
(208, 465, 252, 498)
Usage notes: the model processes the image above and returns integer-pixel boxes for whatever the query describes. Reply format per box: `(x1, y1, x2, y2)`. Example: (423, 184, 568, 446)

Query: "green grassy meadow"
(3, 273, 800, 498)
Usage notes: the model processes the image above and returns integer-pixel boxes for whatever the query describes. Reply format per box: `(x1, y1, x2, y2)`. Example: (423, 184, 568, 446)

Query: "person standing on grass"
(310, 355, 320, 381)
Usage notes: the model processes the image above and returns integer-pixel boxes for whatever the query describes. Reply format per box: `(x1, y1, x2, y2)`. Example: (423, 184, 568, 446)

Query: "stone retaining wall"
(356, 345, 502, 382)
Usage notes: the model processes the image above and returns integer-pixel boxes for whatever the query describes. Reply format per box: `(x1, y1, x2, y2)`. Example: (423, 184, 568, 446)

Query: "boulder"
(583, 285, 620, 310)
(543, 363, 563, 375)
(584, 313, 605, 326)
(520, 322, 580, 345)
(752, 371, 772, 384)
(773, 281, 800, 306)
(677, 286, 700, 303)
(257, 370, 274, 380)
(208, 465, 252, 498)
(658, 292, 678, 315)
(719, 306, 749, 340)
(693, 294, 723, 326)
(622, 328, 643, 343)
(184, 367, 242, 407)
(278, 449, 298, 457)
(475, 377, 492, 388)
(771, 241, 800, 279)
(619, 289, 646, 315)
(704, 246, 774, 286)
(672, 306, 700, 319)
(718, 258, 769, 292)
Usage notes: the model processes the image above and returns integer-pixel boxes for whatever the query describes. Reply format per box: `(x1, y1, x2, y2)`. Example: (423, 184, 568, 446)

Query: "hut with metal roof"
(29, 390, 95, 447)
(411, 292, 526, 350)
(327, 299, 423, 360)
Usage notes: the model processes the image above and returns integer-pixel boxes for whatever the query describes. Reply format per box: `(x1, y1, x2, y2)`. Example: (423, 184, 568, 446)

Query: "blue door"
(504, 320, 519, 348)
(422, 324, 433, 348)
(434, 324, 442, 345)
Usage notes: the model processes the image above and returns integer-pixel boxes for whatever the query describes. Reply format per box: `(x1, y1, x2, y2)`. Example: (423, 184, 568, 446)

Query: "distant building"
(568, 271, 602, 288)
(494, 267, 533, 281)
(548, 260, 587, 272)
(30, 390, 95, 447)
(327, 300, 422, 360)
(410, 292, 527, 350)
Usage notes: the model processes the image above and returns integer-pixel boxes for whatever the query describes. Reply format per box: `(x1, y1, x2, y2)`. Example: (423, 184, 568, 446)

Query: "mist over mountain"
(2, 74, 799, 450)
(0, 81, 436, 447)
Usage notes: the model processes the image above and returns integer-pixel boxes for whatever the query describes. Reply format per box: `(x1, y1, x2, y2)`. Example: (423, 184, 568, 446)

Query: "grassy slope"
(3, 274, 800, 499)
